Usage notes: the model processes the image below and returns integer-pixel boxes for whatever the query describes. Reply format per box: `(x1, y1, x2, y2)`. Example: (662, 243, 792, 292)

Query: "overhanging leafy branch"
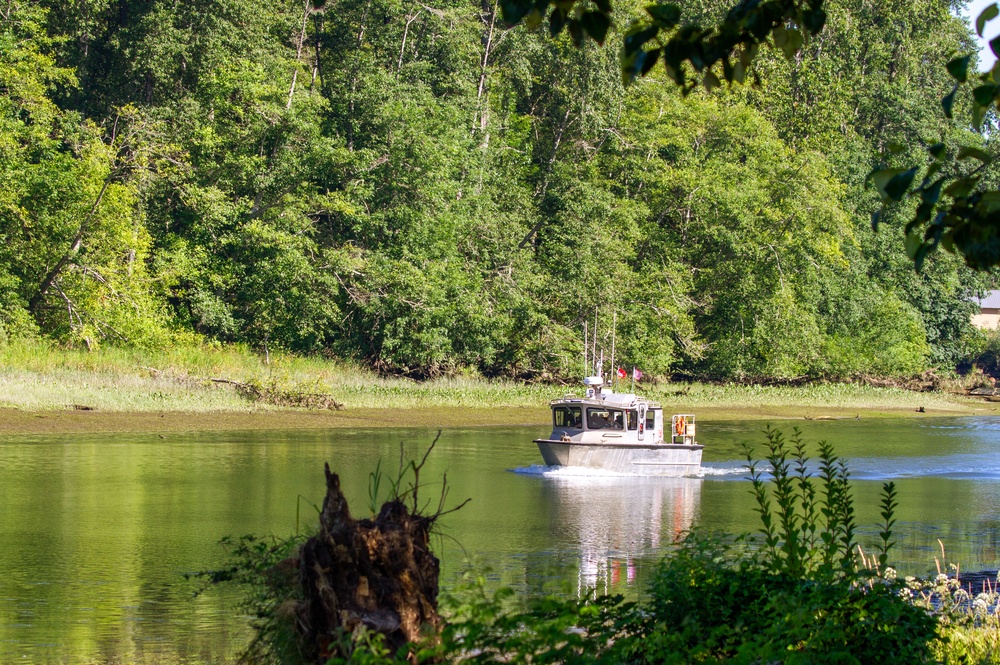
(499, 0, 827, 90)
(865, 4, 1000, 272)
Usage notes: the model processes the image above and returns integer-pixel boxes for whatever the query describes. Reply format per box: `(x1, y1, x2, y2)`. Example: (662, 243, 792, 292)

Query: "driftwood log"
(297, 463, 441, 662)
(209, 378, 344, 410)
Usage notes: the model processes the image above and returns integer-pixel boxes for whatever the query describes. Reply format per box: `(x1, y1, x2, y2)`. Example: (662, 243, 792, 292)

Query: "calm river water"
(3, 417, 1000, 663)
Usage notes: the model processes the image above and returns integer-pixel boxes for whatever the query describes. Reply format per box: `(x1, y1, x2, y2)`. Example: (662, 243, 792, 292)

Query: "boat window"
(553, 406, 582, 428)
(587, 407, 624, 430)
(646, 411, 656, 431)
(626, 410, 638, 430)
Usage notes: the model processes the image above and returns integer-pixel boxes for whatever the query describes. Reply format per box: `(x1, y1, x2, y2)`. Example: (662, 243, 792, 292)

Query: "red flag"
(617, 367, 627, 379)
(632, 368, 642, 381)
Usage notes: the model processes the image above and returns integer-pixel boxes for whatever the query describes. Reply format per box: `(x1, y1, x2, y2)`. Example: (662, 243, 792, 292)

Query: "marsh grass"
(0, 340, 982, 416)
(646, 380, 974, 413)
(0, 340, 556, 412)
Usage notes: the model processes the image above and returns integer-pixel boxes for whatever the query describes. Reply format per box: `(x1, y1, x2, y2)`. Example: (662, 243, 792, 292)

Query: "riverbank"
(0, 341, 991, 434)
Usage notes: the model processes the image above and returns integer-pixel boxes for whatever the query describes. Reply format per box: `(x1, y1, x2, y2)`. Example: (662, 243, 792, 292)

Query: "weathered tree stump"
(297, 463, 441, 662)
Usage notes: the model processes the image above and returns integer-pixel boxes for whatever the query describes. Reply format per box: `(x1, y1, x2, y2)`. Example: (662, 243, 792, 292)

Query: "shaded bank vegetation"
(1, 0, 996, 381)
(217, 429, 1000, 664)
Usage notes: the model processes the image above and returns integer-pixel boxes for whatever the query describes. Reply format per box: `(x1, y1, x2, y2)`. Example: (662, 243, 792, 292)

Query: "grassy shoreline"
(0, 341, 992, 434)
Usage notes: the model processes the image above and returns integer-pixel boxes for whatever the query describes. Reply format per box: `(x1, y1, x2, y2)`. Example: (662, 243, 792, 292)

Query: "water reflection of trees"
(539, 476, 703, 595)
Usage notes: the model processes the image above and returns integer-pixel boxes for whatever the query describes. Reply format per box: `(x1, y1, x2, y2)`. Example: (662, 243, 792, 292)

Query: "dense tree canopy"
(0, 0, 991, 379)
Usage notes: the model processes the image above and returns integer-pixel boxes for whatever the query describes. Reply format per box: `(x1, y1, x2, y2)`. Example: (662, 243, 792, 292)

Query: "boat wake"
(511, 464, 637, 477)
(696, 465, 748, 477)
(511, 463, 748, 479)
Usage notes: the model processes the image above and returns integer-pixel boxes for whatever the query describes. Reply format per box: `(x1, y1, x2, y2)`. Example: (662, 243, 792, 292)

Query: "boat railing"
(670, 414, 696, 445)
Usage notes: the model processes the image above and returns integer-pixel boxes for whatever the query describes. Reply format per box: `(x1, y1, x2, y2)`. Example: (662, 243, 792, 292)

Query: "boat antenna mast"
(593, 307, 604, 379)
(609, 310, 617, 390)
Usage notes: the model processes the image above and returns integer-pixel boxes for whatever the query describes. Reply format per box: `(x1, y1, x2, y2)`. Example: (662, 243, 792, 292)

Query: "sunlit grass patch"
(646, 381, 976, 414)
(0, 341, 561, 412)
(0, 340, 982, 416)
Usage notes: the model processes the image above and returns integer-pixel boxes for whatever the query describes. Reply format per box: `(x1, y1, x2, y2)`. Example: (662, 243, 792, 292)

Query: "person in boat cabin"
(588, 410, 607, 429)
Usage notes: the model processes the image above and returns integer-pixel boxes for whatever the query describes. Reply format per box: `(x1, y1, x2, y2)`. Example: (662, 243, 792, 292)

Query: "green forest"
(1, 0, 995, 381)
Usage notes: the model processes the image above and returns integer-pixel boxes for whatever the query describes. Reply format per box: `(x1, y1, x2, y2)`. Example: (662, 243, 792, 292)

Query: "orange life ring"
(675, 416, 686, 436)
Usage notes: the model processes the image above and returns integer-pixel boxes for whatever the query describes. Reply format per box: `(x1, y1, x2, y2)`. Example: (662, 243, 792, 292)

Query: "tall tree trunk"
(29, 177, 114, 314)
(473, 0, 498, 138)
(518, 108, 573, 249)
(287, 0, 312, 109)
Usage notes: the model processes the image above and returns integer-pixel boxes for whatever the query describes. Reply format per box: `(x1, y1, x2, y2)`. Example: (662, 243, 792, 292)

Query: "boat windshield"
(587, 407, 624, 430)
(553, 406, 582, 428)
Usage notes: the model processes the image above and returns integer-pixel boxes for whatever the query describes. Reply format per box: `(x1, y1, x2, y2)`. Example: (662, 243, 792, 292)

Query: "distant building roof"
(972, 290, 1000, 309)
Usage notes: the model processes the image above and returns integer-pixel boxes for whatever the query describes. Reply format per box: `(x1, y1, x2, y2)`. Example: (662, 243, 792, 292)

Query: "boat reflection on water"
(537, 471, 703, 595)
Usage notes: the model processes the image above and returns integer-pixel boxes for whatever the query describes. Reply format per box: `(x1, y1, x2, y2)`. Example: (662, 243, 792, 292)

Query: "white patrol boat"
(533, 376, 702, 476)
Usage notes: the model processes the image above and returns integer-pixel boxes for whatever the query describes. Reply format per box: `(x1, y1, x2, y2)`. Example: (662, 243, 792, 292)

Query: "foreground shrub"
(222, 429, 961, 664)
(621, 534, 937, 664)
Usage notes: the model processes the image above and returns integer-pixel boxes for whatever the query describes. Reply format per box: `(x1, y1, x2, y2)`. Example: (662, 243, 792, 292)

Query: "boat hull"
(534, 439, 703, 476)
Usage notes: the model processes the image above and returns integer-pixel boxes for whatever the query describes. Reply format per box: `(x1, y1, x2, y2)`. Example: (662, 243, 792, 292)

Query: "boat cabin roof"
(551, 392, 659, 409)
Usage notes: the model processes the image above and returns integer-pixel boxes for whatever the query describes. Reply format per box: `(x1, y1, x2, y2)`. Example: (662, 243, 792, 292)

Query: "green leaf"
(732, 59, 746, 84)
(623, 25, 658, 56)
(580, 11, 611, 45)
(549, 7, 566, 37)
(622, 49, 651, 85)
(942, 231, 956, 253)
(942, 85, 958, 118)
(500, 0, 533, 26)
(871, 208, 882, 231)
(978, 191, 1000, 213)
(980, 3, 999, 37)
(928, 143, 946, 160)
(886, 141, 906, 154)
(803, 8, 826, 33)
(957, 146, 992, 163)
(703, 70, 721, 91)
(567, 17, 583, 45)
(973, 84, 999, 107)
(641, 48, 661, 75)
(646, 3, 681, 29)
(772, 25, 803, 59)
(663, 61, 682, 85)
(524, 7, 543, 29)
(904, 231, 923, 260)
(914, 243, 930, 272)
(871, 167, 917, 202)
(920, 179, 944, 205)
(945, 177, 978, 198)
(946, 56, 970, 83)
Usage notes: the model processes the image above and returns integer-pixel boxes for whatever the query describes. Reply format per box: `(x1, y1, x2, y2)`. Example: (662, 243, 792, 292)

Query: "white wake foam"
(695, 465, 749, 477)
(510, 464, 745, 479)
(511, 464, 635, 477)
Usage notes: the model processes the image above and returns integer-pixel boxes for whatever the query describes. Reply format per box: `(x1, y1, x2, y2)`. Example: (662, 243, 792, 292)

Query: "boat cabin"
(552, 401, 664, 441)
(545, 376, 696, 446)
